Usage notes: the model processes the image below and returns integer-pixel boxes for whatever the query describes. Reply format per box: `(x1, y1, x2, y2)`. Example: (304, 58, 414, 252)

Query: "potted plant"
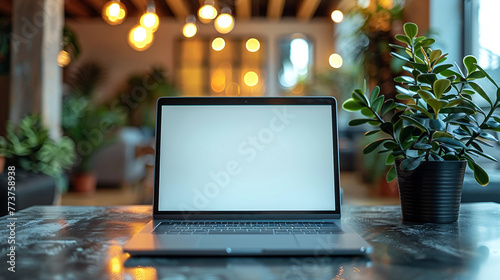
(62, 62, 125, 193)
(343, 22, 500, 223)
(116, 67, 177, 130)
(0, 115, 76, 192)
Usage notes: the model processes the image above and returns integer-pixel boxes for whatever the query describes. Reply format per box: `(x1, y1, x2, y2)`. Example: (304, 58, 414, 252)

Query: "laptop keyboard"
(153, 221, 343, 235)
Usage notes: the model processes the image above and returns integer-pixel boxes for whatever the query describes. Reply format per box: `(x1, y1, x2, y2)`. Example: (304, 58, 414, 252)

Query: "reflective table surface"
(1, 203, 499, 280)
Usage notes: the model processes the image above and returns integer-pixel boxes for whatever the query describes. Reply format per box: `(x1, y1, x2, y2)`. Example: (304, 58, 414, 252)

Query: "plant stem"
(369, 107, 385, 124)
(426, 131, 434, 161)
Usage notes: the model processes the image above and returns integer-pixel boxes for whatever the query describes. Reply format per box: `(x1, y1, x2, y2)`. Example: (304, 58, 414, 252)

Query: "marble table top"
(0, 203, 499, 280)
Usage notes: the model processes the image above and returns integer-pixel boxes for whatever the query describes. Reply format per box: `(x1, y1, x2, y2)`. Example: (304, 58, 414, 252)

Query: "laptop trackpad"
(197, 235, 299, 253)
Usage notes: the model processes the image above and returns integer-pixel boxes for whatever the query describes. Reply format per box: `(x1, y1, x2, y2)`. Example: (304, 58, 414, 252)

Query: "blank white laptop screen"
(158, 105, 336, 211)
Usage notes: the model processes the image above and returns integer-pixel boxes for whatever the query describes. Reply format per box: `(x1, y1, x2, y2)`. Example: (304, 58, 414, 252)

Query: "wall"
(66, 18, 334, 99)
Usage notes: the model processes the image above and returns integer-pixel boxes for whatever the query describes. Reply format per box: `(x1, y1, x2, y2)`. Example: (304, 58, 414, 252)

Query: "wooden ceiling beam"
(82, 0, 107, 14)
(65, 0, 95, 17)
(236, 0, 251, 20)
(267, 0, 285, 21)
(164, 0, 190, 20)
(297, 0, 321, 21)
(129, 0, 150, 13)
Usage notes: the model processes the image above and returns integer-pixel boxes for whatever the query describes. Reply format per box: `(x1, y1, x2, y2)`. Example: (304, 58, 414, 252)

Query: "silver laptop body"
(123, 97, 372, 256)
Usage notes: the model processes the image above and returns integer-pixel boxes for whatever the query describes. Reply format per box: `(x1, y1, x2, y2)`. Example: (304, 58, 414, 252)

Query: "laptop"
(123, 96, 372, 256)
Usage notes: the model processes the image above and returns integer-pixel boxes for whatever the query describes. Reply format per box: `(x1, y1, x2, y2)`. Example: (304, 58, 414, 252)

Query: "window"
(278, 34, 313, 95)
(468, 0, 500, 75)
(465, 0, 500, 103)
(175, 37, 266, 96)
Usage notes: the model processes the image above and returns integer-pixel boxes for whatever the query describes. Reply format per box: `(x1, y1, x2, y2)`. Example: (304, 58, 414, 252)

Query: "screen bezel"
(153, 97, 341, 220)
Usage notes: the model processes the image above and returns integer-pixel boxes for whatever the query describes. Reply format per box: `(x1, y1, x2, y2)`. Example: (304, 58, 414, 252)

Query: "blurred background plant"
(0, 115, 75, 192)
(115, 67, 177, 130)
(339, 0, 406, 100)
(333, 0, 406, 194)
(62, 61, 126, 173)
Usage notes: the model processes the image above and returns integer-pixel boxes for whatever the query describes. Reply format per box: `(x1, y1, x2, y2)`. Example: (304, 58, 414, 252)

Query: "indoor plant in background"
(62, 62, 125, 193)
(0, 115, 76, 192)
(115, 67, 177, 131)
(343, 23, 500, 223)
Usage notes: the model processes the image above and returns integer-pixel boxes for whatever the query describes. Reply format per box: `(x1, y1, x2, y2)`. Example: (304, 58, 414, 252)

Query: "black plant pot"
(396, 160, 466, 224)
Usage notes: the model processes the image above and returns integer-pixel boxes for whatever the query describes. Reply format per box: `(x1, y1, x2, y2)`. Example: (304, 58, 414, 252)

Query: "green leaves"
(427, 99, 448, 117)
(433, 64, 453, 74)
(342, 98, 364, 111)
(401, 156, 423, 171)
(341, 22, 500, 185)
(418, 73, 437, 85)
(469, 82, 492, 106)
(475, 64, 499, 88)
(0, 115, 76, 181)
(349, 119, 376, 126)
(429, 119, 446, 131)
(434, 137, 466, 148)
(429, 49, 442, 63)
(353, 89, 369, 106)
(401, 115, 429, 133)
(433, 79, 451, 99)
(403, 22, 418, 38)
(369, 86, 381, 104)
(363, 139, 390, 154)
(386, 166, 397, 182)
(467, 160, 489, 186)
(413, 143, 432, 150)
(463, 55, 478, 75)
(395, 34, 411, 45)
(391, 52, 411, 62)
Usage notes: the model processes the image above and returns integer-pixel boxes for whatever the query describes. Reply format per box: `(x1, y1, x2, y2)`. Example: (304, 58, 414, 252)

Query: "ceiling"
(0, 0, 340, 21)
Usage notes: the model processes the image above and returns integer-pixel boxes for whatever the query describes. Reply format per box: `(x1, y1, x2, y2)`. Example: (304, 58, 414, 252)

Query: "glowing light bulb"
(331, 10, 343, 23)
(244, 71, 259, 87)
(214, 13, 234, 34)
(102, 1, 127, 25)
(108, 3, 120, 16)
(140, 12, 159, 32)
(116, 8, 125, 20)
(134, 27, 147, 42)
(182, 23, 197, 38)
(246, 38, 260, 52)
(128, 25, 154, 51)
(212, 37, 225, 51)
(198, 4, 217, 23)
(329, 53, 343, 68)
(57, 50, 71, 67)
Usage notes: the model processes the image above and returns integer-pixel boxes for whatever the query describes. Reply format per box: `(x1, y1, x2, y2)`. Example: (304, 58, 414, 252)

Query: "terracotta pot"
(0, 156, 5, 174)
(396, 160, 466, 224)
(376, 176, 399, 197)
(72, 172, 96, 194)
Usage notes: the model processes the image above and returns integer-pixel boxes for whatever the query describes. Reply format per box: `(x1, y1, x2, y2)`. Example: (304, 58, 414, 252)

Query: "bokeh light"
(182, 23, 198, 38)
(128, 25, 154, 51)
(246, 38, 260, 52)
(102, 1, 127, 25)
(212, 37, 225, 51)
(140, 12, 159, 32)
(57, 50, 71, 67)
(244, 71, 259, 87)
(331, 10, 344, 23)
(214, 13, 235, 34)
(329, 53, 343, 68)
